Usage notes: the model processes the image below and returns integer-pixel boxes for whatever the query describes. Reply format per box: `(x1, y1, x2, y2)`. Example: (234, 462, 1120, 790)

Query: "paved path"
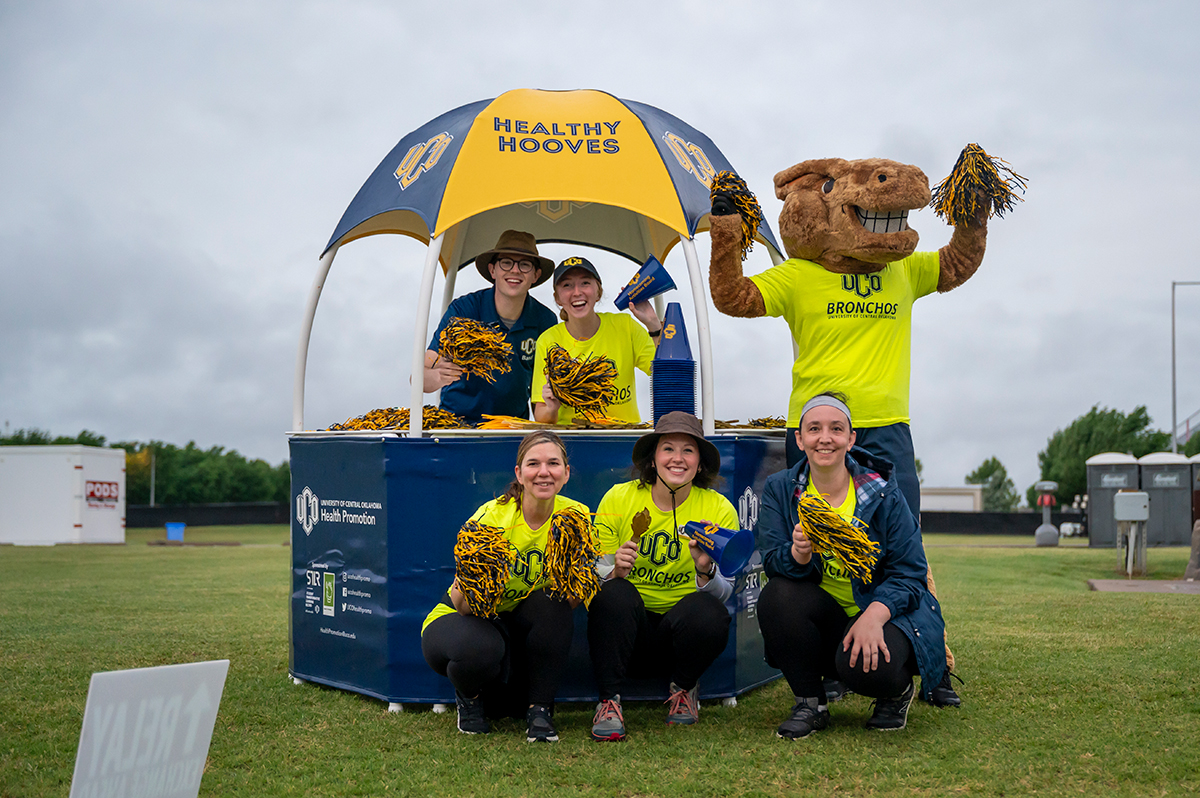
(1087, 579, 1200, 594)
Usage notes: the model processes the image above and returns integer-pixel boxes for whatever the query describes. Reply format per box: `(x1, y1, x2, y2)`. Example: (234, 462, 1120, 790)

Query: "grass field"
(2, 528, 1198, 797)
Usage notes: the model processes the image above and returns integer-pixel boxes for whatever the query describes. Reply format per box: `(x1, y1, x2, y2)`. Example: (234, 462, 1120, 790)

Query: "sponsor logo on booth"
(296, 488, 382, 535)
(86, 481, 120, 507)
(322, 572, 335, 617)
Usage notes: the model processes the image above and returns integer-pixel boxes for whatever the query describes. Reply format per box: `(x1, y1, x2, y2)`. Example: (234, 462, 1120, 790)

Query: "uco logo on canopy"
(296, 487, 319, 536)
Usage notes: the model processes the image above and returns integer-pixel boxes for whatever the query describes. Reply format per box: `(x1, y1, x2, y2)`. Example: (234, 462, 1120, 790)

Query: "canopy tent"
(293, 88, 784, 435)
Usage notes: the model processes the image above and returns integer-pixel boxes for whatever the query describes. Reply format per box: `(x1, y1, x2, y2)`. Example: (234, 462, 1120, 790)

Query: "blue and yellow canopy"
(324, 88, 781, 271)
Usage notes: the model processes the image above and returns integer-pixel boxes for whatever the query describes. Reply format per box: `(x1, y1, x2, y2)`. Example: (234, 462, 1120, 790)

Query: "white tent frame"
(292, 232, 784, 440)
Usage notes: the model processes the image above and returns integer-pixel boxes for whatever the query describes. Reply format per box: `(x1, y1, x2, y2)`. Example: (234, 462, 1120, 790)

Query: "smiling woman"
(530, 256, 662, 424)
(419, 430, 589, 744)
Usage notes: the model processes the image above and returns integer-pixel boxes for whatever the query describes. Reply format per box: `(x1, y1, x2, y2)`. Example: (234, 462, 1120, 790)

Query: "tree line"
(0, 428, 289, 506)
(960, 406, 1200, 512)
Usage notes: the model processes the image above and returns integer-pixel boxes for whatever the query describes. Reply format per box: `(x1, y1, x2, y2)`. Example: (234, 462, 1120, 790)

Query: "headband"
(800, 395, 852, 427)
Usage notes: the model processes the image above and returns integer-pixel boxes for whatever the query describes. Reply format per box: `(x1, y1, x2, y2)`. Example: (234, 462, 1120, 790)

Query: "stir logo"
(394, 132, 454, 190)
(296, 487, 319, 536)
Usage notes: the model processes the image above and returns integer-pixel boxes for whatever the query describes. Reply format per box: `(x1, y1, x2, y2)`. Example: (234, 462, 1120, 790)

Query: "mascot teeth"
(854, 207, 909, 234)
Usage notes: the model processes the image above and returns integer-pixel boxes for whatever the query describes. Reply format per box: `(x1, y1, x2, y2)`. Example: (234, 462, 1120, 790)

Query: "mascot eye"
(822, 179, 834, 194)
(878, 174, 887, 183)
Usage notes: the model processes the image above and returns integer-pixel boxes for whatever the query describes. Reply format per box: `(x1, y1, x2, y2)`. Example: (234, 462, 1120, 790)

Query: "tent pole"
(409, 235, 445, 438)
(292, 245, 339, 431)
(440, 259, 459, 316)
(680, 237, 715, 436)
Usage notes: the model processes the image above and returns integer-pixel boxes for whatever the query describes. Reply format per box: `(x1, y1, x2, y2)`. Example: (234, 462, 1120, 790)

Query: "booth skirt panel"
(289, 434, 784, 704)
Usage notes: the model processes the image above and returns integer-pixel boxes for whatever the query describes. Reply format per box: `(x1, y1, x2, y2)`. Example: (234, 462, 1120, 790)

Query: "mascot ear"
(774, 158, 849, 200)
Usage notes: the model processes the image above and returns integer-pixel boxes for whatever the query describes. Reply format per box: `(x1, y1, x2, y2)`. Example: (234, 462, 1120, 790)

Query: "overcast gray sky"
(2, 0, 1197, 497)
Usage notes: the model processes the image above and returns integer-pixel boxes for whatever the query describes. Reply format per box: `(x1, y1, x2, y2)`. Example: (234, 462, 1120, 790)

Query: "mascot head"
(774, 158, 931, 274)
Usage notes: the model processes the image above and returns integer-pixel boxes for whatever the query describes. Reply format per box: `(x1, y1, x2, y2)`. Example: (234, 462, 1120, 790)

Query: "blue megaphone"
(614, 256, 677, 310)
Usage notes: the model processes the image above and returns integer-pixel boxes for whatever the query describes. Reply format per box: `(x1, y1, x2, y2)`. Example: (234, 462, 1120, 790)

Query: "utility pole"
(1171, 281, 1200, 453)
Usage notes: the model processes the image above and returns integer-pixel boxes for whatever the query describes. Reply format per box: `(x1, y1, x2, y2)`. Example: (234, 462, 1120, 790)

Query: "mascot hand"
(711, 191, 738, 217)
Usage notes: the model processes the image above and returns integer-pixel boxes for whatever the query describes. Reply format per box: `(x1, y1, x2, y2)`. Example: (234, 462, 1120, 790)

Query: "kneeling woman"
(421, 431, 586, 743)
(588, 412, 736, 741)
(756, 392, 948, 739)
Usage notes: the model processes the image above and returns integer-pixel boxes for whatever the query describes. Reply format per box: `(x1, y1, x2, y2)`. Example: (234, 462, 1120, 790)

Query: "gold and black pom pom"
(797, 492, 879, 581)
(453, 520, 515, 618)
(710, 170, 764, 261)
(543, 507, 601, 607)
(930, 143, 1027, 226)
(326, 405, 466, 431)
(438, 317, 513, 384)
(544, 344, 619, 421)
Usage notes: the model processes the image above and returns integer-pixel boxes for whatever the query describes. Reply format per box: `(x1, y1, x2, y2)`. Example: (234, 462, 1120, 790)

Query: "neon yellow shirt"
(748, 253, 940, 427)
(595, 480, 738, 613)
(421, 493, 590, 633)
(806, 480, 860, 617)
(530, 313, 655, 424)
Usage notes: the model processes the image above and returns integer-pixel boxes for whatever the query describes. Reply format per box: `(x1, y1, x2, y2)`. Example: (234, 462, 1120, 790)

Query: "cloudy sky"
(2, 0, 1197, 497)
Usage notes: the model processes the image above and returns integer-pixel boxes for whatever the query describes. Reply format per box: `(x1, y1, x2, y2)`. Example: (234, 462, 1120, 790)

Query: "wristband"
(649, 328, 662, 338)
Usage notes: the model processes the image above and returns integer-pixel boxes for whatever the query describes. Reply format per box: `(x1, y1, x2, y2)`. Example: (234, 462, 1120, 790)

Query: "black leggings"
(421, 590, 574, 716)
(757, 577, 916, 701)
(587, 577, 731, 700)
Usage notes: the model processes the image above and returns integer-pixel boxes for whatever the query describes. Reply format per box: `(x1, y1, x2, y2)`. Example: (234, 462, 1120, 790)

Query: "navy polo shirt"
(428, 287, 557, 422)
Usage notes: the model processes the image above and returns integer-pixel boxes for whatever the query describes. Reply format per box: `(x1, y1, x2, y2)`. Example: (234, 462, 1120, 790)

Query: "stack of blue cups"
(651, 302, 697, 423)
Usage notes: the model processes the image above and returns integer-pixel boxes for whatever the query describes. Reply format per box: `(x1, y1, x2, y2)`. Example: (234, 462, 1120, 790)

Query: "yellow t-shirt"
(748, 253, 939, 427)
(595, 480, 738, 613)
(421, 493, 591, 633)
(805, 480, 860, 617)
(530, 313, 655, 424)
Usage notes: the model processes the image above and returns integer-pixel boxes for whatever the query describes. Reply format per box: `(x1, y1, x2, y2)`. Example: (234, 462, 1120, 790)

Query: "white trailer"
(0, 446, 126, 545)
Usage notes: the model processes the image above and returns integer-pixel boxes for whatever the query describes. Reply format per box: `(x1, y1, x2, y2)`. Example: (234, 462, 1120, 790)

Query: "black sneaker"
(776, 696, 829, 740)
(455, 692, 489, 735)
(822, 678, 850, 702)
(926, 670, 963, 707)
(526, 704, 559, 743)
(865, 681, 915, 731)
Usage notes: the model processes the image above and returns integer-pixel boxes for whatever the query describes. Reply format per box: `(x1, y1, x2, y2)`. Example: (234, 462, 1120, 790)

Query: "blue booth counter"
(288, 429, 785, 705)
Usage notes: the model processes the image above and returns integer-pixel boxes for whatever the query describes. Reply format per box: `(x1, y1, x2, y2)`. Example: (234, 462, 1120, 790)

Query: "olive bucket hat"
(631, 411, 720, 477)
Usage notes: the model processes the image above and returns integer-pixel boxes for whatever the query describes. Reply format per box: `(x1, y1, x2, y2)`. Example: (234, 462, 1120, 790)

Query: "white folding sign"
(69, 660, 230, 798)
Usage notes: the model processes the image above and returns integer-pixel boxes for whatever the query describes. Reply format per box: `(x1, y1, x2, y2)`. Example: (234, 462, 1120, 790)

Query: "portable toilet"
(1191, 452, 1200, 534)
(1138, 452, 1192, 546)
(1085, 452, 1139, 548)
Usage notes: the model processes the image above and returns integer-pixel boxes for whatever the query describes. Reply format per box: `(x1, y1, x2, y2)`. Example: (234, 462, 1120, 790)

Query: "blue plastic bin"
(165, 522, 186, 541)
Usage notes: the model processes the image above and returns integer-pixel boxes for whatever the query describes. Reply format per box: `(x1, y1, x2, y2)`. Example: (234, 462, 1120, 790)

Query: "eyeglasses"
(495, 258, 535, 274)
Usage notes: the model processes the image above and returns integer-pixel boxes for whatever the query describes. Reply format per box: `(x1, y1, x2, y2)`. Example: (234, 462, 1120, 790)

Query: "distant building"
(920, 485, 983, 512)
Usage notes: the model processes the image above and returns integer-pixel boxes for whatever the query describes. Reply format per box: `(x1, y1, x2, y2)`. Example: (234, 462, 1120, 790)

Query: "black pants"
(587, 577, 731, 700)
(421, 590, 574, 716)
(757, 577, 916, 701)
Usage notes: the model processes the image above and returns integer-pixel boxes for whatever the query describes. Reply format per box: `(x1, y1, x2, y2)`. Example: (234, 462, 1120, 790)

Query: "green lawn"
(2, 529, 1197, 797)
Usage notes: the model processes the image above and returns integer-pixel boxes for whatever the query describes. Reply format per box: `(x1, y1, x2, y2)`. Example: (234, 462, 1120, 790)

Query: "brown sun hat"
(474, 230, 555, 286)
(631, 411, 720, 476)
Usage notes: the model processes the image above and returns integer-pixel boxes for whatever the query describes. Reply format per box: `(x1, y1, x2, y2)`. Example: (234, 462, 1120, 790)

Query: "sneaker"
(665, 682, 699, 725)
(526, 704, 559, 743)
(926, 670, 963, 708)
(455, 692, 489, 735)
(591, 696, 626, 742)
(822, 678, 850, 703)
(776, 696, 829, 740)
(865, 681, 916, 731)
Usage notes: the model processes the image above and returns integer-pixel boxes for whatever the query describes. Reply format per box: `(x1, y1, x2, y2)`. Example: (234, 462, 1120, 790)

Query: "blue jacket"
(758, 447, 947, 698)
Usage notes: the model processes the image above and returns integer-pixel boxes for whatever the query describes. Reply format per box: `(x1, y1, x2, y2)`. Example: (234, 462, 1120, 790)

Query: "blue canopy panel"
(322, 99, 492, 256)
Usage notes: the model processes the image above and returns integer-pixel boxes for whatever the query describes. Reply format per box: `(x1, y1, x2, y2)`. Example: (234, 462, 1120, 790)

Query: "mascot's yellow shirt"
(749, 252, 939, 427)
(595, 480, 738, 613)
(421, 493, 590, 633)
(805, 480, 860, 617)
(531, 313, 655, 424)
